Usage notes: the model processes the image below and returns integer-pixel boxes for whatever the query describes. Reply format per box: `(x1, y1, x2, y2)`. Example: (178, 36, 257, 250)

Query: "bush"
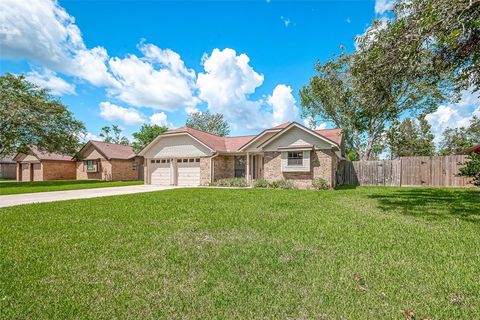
(209, 178, 248, 187)
(312, 178, 330, 190)
(459, 153, 480, 186)
(269, 179, 296, 190)
(253, 178, 269, 188)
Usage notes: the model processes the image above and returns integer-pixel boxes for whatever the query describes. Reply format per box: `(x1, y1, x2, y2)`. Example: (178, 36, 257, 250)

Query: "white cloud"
(197, 48, 299, 132)
(267, 84, 298, 125)
(425, 90, 480, 144)
(25, 69, 76, 95)
(0, 0, 113, 87)
(149, 112, 173, 128)
(107, 43, 198, 111)
(375, 0, 395, 14)
(303, 117, 328, 130)
(280, 16, 291, 28)
(0, 0, 197, 112)
(99, 102, 145, 125)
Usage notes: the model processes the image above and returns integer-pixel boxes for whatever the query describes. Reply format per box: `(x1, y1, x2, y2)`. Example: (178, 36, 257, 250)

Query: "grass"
(1, 187, 479, 319)
(0, 179, 144, 195)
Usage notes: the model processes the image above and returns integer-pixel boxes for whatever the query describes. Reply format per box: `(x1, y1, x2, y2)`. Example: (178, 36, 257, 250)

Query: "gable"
(15, 153, 40, 162)
(142, 134, 213, 158)
(262, 126, 335, 151)
(242, 131, 279, 152)
(79, 144, 106, 160)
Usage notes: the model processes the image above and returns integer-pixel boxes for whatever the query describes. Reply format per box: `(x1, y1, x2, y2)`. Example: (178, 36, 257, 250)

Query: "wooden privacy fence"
(336, 155, 472, 187)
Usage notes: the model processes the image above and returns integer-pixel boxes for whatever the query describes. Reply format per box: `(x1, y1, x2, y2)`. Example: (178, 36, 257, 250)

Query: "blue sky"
(1, 0, 478, 142)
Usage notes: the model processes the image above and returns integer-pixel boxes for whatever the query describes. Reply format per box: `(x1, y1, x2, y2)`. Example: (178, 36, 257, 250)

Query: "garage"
(150, 159, 172, 185)
(177, 158, 200, 186)
(21, 163, 30, 181)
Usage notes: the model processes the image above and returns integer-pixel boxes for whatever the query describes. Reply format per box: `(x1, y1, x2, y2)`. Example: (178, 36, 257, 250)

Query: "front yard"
(0, 179, 144, 195)
(0, 187, 479, 319)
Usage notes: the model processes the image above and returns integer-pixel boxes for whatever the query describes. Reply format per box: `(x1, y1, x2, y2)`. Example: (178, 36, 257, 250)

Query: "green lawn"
(0, 179, 143, 195)
(1, 187, 479, 319)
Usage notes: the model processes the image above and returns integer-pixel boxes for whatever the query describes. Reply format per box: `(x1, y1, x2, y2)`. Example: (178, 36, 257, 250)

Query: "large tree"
(185, 111, 230, 136)
(0, 73, 85, 157)
(99, 125, 129, 145)
(438, 116, 480, 155)
(390, 0, 480, 92)
(300, 47, 443, 160)
(132, 124, 168, 153)
(386, 116, 435, 158)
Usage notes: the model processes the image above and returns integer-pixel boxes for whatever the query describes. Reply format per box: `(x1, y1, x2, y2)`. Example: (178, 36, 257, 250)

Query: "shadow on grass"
(335, 185, 358, 190)
(368, 188, 480, 223)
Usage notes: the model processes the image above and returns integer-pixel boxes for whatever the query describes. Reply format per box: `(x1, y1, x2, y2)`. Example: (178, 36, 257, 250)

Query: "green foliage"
(253, 178, 296, 189)
(209, 178, 248, 187)
(132, 124, 168, 153)
(390, 0, 480, 92)
(99, 125, 129, 145)
(300, 45, 442, 160)
(186, 111, 230, 136)
(459, 153, 480, 186)
(0, 73, 85, 157)
(438, 117, 480, 155)
(312, 178, 330, 190)
(253, 178, 269, 188)
(387, 115, 435, 158)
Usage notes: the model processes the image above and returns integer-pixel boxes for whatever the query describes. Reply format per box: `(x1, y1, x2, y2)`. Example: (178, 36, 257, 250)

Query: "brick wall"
(42, 160, 76, 180)
(111, 159, 140, 181)
(263, 150, 337, 188)
(200, 157, 211, 185)
(76, 160, 105, 180)
(213, 155, 235, 180)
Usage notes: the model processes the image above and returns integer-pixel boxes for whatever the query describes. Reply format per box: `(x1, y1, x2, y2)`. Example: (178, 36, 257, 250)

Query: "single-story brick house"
(14, 146, 76, 181)
(76, 140, 143, 181)
(0, 156, 17, 179)
(139, 121, 344, 188)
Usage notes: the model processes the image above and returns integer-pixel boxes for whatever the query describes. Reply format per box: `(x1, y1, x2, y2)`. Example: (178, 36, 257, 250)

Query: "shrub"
(459, 153, 480, 186)
(312, 178, 330, 190)
(209, 178, 248, 187)
(269, 179, 296, 190)
(253, 178, 269, 188)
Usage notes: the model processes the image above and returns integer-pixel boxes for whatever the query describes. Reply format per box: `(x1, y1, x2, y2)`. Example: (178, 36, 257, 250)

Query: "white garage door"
(150, 160, 172, 185)
(177, 158, 200, 186)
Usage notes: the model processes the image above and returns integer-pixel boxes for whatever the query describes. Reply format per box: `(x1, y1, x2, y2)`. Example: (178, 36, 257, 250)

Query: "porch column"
(246, 152, 251, 184)
(16, 163, 20, 181)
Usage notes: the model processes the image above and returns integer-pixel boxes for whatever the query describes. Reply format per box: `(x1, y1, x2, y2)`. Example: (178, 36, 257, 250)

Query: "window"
(195, 158, 200, 163)
(83, 160, 96, 172)
(177, 159, 182, 163)
(151, 160, 155, 164)
(189, 158, 194, 162)
(183, 159, 188, 163)
(166, 159, 170, 163)
(132, 160, 137, 170)
(287, 152, 303, 166)
(161, 159, 166, 163)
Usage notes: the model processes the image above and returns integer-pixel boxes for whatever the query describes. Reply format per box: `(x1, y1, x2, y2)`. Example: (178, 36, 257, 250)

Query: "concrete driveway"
(0, 185, 178, 208)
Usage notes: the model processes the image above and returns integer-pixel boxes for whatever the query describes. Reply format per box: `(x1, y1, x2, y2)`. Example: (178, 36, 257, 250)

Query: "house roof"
(81, 141, 137, 160)
(314, 128, 343, 146)
(14, 145, 74, 161)
(140, 121, 344, 155)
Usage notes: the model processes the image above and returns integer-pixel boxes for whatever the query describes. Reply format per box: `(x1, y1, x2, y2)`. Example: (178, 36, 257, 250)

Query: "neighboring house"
(0, 156, 16, 179)
(76, 140, 143, 181)
(13, 146, 76, 181)
(139, 121, 344, 188)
